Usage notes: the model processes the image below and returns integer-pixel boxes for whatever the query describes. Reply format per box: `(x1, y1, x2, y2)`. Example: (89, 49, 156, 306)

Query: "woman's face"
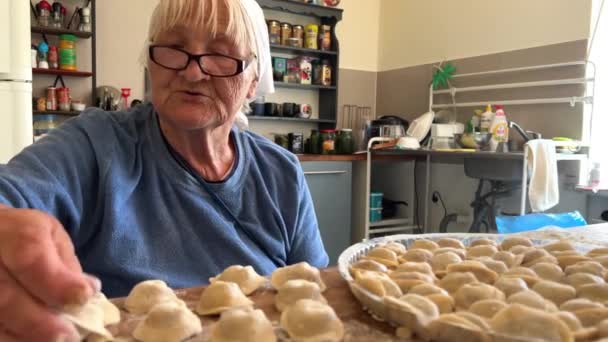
(148, 19, 257, 130)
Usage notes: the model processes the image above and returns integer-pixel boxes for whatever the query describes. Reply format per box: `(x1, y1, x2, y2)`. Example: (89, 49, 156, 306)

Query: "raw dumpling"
(543, 240, 576, 253)
(555, 311, 583, 332)
(363, 247, 399, 267)
(489, 304, 573, 342)
(492, 251, 523, 268)
(125, 280, 181, 315)
(62, 301, 113, 341)
(434, 247, 467, 260)
(439, 272, 478, 294)
(595, 255, 608, 268)
(573, 307, 608, 327)
(409, 283, 448, 296)
(522, 248, 553, 266)
(389, 271, 435, 284)
(577, 283, 608, 303)
(502, 267, 540, 286)
(469, 238, 498, 248)
(384, 294, 439, 330)
(557, 255, 591, 269)
(271, 262, 326, 291)
(510, 245, 534, 255)
(475, 257, 508, 274)
(349, 259, 388, 276)
(210, 265, 266, 295)
(280, 299, 344, 342)
(383, 242, 407, 255)
(507, 290, 557, 311)
(424, 312, 492, 342)
(469, 299, 508, 319)
(431, 252, 463, 272)
(134, 301, 202, 342)
(588, 248, 608, 258)
(355, 272, 402, 297)
(410, 239, 440, 251)
(532, 280, 576, 306)
(395, 261, 433, 276)
(426, 293, 455, 314)
(531, 262, 565, 282)
(560, 298, 605, 312)
(564, 272, 605, 290)
(446, 261, 498, 284)
(89, 293, 120, 326)
(500, 237, 533, 251)
(436, 238, 465, 249)
(564, 261, 605, 277)
(454, 283, 505, 310)
(195, 281, 254, 316)
(493, 276, 529, 297)
(467, 245, 498, 259)
(275, 279, 327, 312)
(211, 307, 275, 342)
(400, 248, 434, 264)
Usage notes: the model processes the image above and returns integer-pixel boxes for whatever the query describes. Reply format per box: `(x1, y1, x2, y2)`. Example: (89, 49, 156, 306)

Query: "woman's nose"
(179, 59, 210, 82)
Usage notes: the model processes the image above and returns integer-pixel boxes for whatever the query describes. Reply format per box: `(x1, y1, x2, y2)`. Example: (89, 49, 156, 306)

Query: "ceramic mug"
(299, 104, 312, 118)
(282, 102, 297, 117)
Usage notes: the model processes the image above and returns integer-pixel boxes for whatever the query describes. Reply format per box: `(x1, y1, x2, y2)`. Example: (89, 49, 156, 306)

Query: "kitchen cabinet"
(301, 161, 352, 265)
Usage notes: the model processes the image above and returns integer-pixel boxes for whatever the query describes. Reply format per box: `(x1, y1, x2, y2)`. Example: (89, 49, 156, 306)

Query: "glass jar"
(321, 59, 332, 86)
(318, 25, 332, 51)
(337, 129, 354, 154)
(320, 129, 336, 155)
(305, 24, 318, 49)
(267, 20, 281, 44)
(33, 115, 59, 141)
(48, 46, 58, 69)
(280, 22, 292, 46)
(309, 130, 320, 154)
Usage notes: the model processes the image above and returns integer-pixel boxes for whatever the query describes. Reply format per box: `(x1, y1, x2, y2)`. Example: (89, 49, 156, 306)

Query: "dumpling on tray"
(280, 299, 344, 342)
(210, 265, 266, 295)
(125, 280, 182, 315)
(196, 280, 254, 316)
(271, 262, 326, 291)
(133, 301, 202, 342)
(275, 279, 327, 312)
(489, 304, 573, 342)
(211, 307, 275, 342)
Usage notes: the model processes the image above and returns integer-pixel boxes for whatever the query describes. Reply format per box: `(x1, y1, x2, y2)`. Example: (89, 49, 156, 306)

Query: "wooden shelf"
(270, 44, 337, 57)
(257, 0, 343, 19)
(33, 110, 81, 116)
(275, 82, 336, 90)
(31, 26, 93, 39)
(32, 68, 93, 77)
(247, 116, 335, 124)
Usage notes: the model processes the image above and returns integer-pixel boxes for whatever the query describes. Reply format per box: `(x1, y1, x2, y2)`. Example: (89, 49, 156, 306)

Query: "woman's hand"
(0, 206, 100, 341)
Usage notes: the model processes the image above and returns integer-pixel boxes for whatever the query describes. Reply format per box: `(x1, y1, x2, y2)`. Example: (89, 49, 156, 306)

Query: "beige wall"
(378, 0, 592, 71)
(335, 0, 380, 72)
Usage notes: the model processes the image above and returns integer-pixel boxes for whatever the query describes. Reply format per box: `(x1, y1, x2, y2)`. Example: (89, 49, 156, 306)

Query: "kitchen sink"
(464, 158, 524, 181)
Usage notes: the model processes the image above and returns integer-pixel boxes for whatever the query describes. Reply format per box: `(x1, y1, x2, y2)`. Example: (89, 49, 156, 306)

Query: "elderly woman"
(0, 0, 328, 340)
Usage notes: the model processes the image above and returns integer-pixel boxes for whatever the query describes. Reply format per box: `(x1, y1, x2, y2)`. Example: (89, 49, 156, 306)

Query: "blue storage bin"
(496, 211, 587, 234)
(370, 192, 383, 208)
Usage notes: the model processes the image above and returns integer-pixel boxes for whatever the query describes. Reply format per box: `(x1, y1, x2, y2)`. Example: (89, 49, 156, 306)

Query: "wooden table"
(109, 267, 401, 341)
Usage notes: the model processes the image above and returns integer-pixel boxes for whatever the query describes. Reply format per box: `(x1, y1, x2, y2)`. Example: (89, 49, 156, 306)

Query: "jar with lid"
(280, 22, 292, 45)
(292, 25, 304, 48)
(36, 0, 52, 27)
(318, 25, 332, 51)
(37, 42, 49, 69)
(267, 20, 281, 44)
(309, 130, 320, 154)
(48, 46, 58, 69)
(337, 129, 354, 154)
(305, 24, 318, 49)
(321, 59, 332, 86)
(320, 129, 336, 155)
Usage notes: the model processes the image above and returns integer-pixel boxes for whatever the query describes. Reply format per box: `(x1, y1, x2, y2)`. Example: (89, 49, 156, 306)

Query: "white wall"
(378, 0, 592, 71)
(335, 0, 380, 72)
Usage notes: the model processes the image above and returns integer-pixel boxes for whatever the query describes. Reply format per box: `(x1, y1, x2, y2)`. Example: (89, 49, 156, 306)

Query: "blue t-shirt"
(0, 103, 328, 296)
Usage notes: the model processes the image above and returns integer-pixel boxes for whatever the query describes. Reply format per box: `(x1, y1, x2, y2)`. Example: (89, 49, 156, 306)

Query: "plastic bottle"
(589, 162, 601, 193)
(489, 105, 509, 151)
(479, 105, 494, 133)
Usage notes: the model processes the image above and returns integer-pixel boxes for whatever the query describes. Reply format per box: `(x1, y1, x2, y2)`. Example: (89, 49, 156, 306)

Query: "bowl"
(454, 132, 492, 150)
(71, 102, 86, 111)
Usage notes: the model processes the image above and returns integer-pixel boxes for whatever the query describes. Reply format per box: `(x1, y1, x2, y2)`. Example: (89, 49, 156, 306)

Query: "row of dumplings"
(349, 236, 608, 341)
(69, 262, 342, 342)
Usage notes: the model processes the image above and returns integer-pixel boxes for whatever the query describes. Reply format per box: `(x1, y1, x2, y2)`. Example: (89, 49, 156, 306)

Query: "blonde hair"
(143, 0, 258, 115)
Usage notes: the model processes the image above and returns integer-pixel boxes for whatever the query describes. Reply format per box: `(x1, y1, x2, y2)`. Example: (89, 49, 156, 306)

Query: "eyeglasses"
(148, 45, 253, 77)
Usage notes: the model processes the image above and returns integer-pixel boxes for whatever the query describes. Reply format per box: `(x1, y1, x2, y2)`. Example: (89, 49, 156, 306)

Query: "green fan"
(432, 63, 456, 90)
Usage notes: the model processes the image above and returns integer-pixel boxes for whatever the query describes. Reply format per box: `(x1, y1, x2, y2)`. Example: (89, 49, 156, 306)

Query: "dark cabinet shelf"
(33, 68, 93, 77)
(31, 26, 93, 39)
(270, 44, 337, 57)
(256, 0, 342, 19)
(275, 82, 336, 90)
(247, 116, 335, 124)
(33, 110, 81, 116)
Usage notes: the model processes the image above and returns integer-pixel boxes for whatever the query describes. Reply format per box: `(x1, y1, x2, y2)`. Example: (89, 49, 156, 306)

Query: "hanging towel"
(526, 139, 559, 212)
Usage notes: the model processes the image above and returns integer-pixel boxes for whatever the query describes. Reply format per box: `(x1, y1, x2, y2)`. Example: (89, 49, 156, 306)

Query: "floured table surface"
(109, 268, 405, 341)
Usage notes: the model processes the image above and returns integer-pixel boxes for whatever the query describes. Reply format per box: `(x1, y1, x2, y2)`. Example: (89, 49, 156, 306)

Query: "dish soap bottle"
(479, 105, 494, 133)
(490, 105, 509, 151)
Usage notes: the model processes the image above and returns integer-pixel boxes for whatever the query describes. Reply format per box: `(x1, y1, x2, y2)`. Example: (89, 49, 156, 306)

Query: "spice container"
(305, 24, 318, 49)
(299, 57, 312, 85)
(292, 25, 304, 47)
(59, 34, 77, 70)
(288, 133, 304, 154)
(33, 115, 59, 141)
(46, 87, 57, 110)
(56, 87, 70, 111)
(48, 46, 58, 69)
(267, 20, 281, 44)
(285, 58, 300, 83)
(280, 23, 292, 46)
(36, 0, 52, 27)
(321, 59, 332, 86)
(318, 25, 332, 51)
(320, 129, 336, 155)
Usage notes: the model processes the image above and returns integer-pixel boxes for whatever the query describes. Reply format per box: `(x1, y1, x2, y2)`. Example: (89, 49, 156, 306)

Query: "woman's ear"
(246, 78, 258, 99)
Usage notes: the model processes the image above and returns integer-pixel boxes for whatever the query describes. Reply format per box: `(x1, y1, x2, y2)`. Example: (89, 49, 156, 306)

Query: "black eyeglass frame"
(148, 45, 254, 78)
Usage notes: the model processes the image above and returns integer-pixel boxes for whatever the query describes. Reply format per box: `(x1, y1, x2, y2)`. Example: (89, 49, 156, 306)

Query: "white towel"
(526, 139, 559, 212)
(235, 0, 275, 130)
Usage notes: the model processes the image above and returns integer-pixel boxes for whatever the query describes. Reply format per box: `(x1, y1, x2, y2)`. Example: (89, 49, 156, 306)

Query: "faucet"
(509, 121, 542, 142)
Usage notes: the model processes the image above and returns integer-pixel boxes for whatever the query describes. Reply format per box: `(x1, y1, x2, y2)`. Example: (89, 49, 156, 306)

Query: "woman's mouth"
(178, 90, 208, 103)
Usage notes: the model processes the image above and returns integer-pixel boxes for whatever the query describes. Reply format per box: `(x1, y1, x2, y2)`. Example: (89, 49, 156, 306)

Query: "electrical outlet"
(432, 191, 439, 203)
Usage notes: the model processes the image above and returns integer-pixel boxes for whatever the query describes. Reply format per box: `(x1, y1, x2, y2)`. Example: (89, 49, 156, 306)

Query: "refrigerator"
(0, 0, 33, 163)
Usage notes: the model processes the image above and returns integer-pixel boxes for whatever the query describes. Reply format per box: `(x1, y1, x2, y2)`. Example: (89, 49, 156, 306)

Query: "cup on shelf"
(282, 102, 298, 117)
(298, 104, 312, 119)
(265, 102, 282, 117)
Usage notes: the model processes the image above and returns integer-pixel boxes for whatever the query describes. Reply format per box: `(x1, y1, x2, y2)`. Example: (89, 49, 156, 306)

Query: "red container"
(56, 87, 70, 111)
(46, 87, 57, 110)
